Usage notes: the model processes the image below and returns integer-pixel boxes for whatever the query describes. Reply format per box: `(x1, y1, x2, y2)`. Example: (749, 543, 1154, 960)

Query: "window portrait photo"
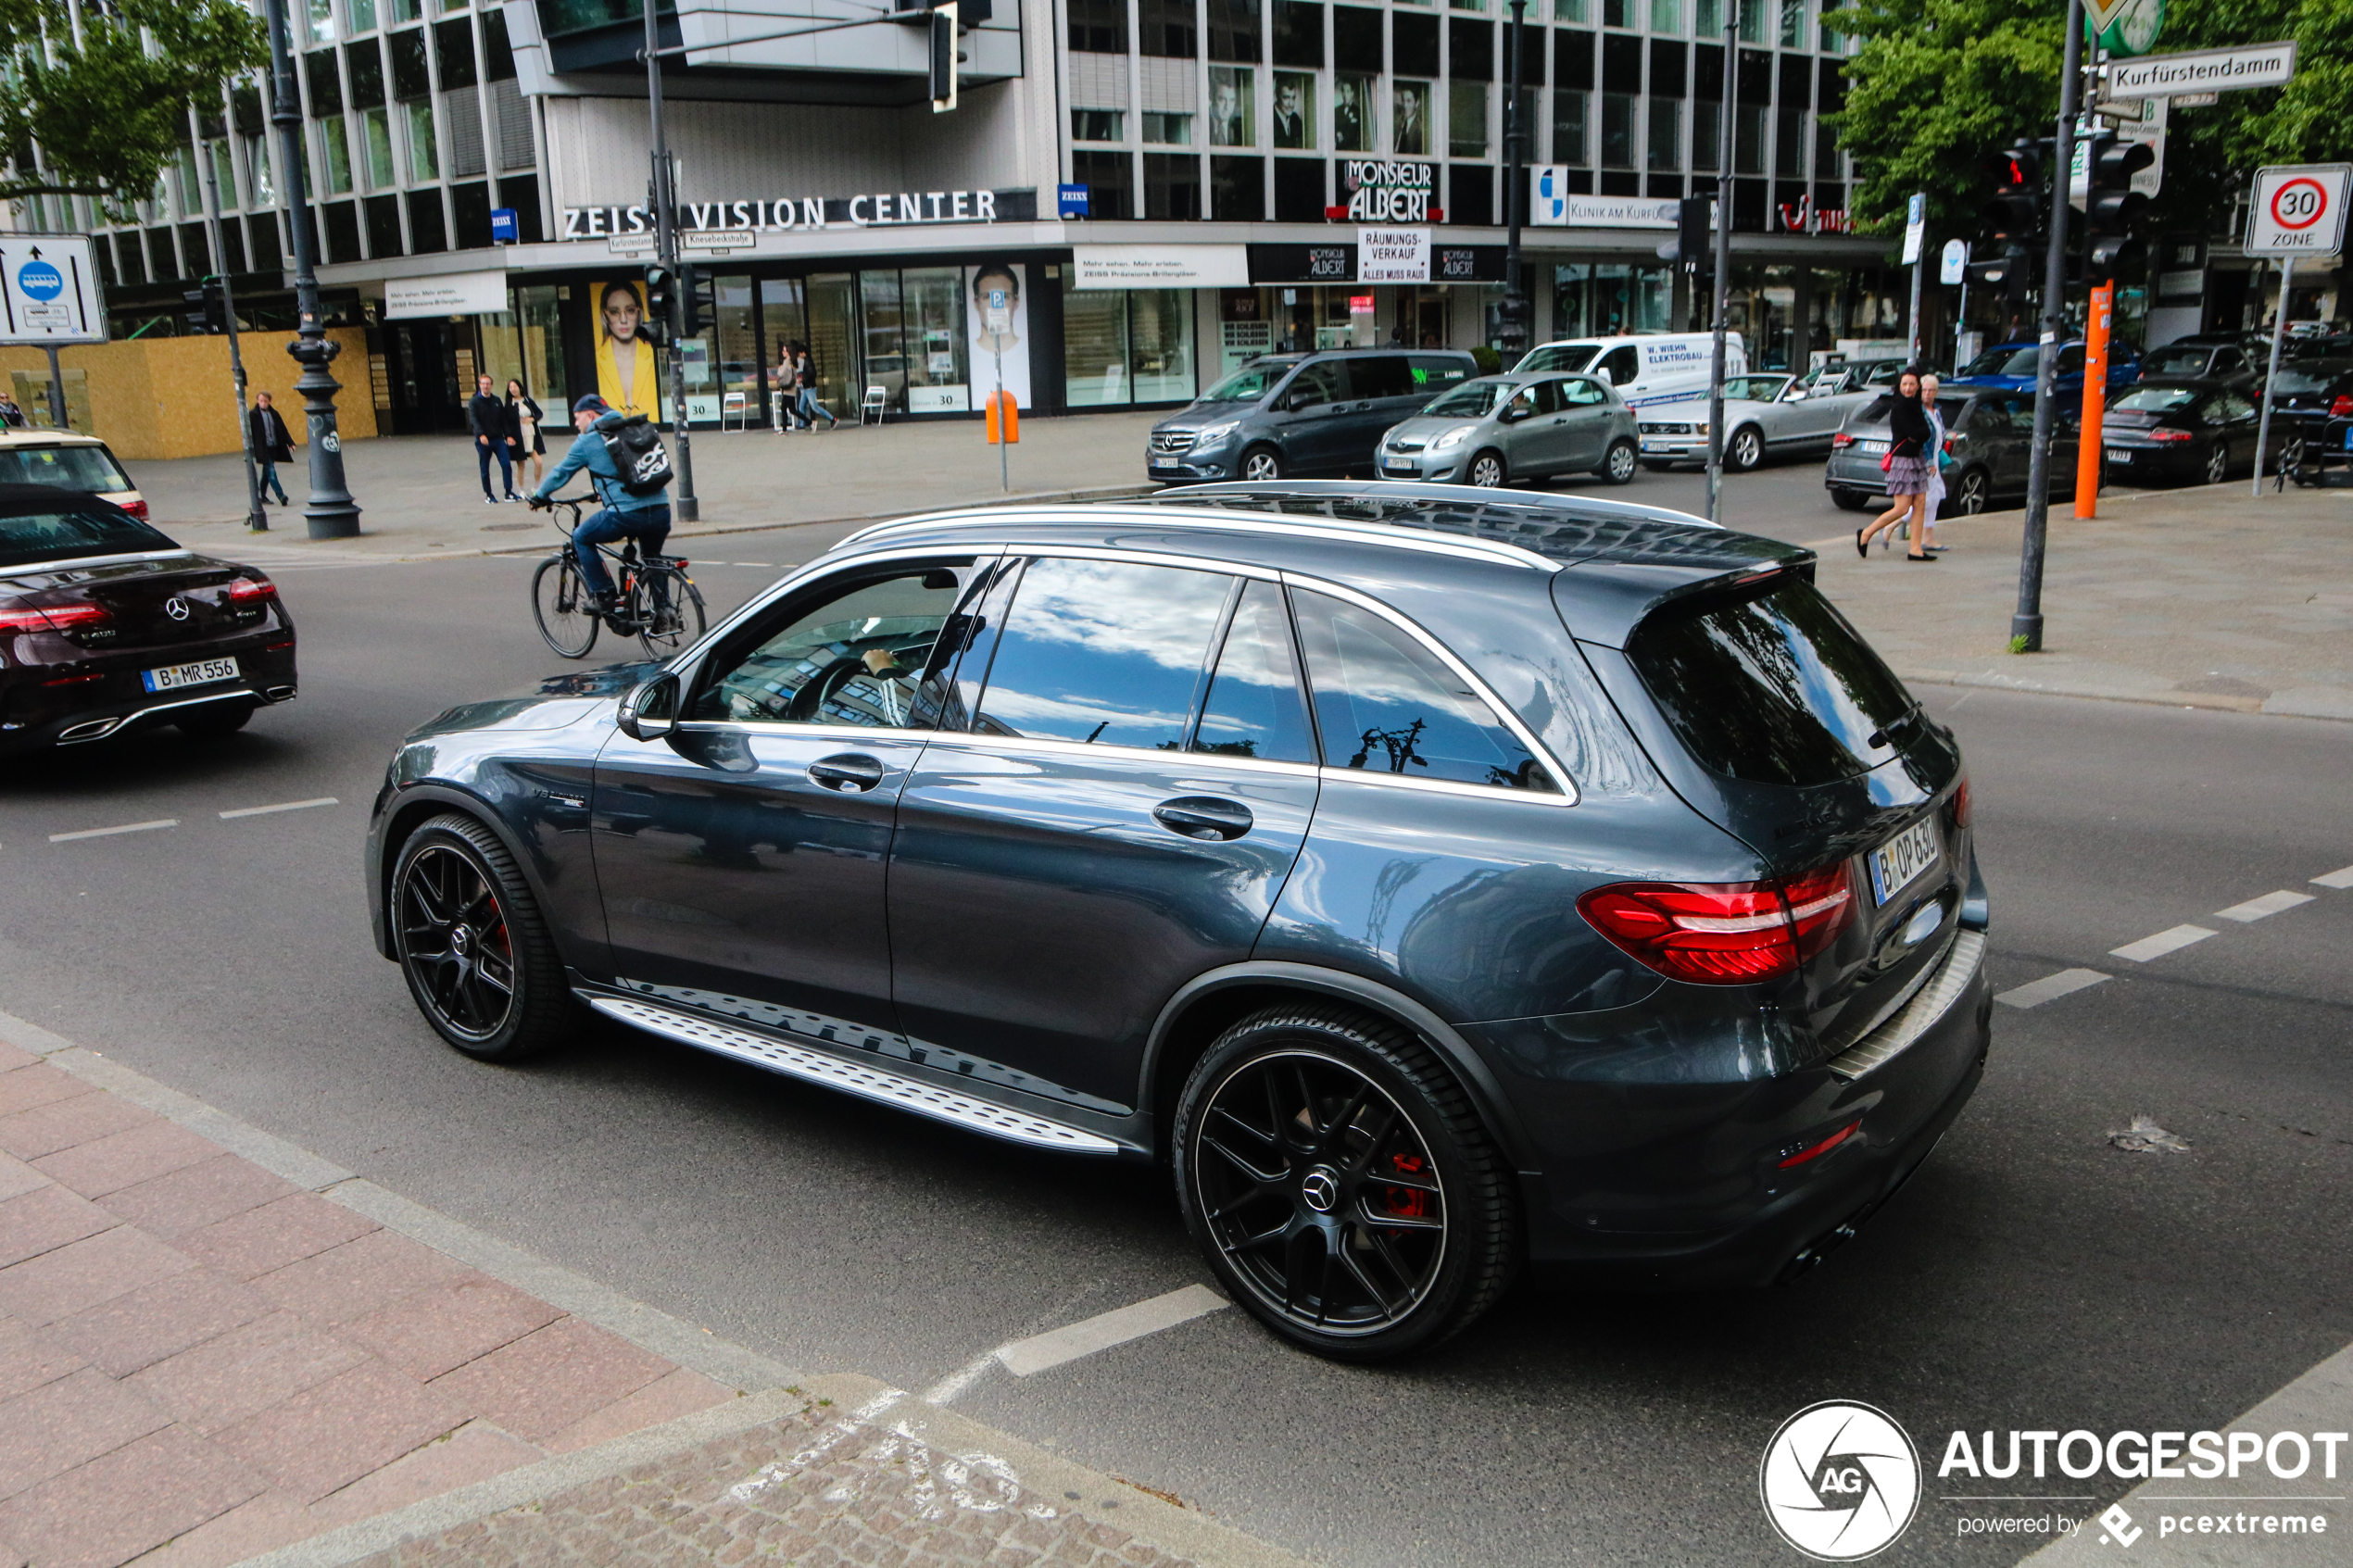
(1209, 66, 1254, 147)
(1273, 71, 1315, 150)
(1393, 81, 1429, 157)
(1335, 74, 1375, 152)
(595, 279, 659, 419)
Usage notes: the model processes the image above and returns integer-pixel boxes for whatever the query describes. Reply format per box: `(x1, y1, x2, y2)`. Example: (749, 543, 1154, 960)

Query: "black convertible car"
(0, 485, 297, 753)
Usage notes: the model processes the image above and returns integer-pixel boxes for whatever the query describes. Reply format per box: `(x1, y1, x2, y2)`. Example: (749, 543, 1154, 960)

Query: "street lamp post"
(643, 0, 698, 522)
(1499, 0, 1529, 365)
(2012, 0, 2085, 652)
(263, 0, 359, 539)
(1704, 0, 1738, 524)
(191, 108, 268, 534)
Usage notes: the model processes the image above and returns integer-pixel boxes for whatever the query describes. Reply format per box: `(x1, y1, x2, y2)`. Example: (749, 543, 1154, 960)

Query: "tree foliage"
(1826, 0, 2353, 244)
(0, 0, 267, 207)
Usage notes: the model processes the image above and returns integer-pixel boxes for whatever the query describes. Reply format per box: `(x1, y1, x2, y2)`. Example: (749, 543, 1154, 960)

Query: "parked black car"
(2097, 379, 2265, 487)
(1824, 390, 2079, 515)
(2136, 340, 2260, 390)
(1147, 349, 1478, 484)
(0, 485, 296, 754)
(2264, 358, 2353, 419)
(368, 484, 1987, 1361)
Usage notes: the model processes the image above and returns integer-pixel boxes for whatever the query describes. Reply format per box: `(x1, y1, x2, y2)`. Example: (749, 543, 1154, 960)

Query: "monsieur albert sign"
(558, 190, 1040, 240)
(1340, 161, 1436, 223)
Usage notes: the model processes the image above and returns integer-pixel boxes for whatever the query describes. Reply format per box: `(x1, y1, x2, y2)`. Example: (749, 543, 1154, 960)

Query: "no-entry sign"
(2246, 164, 2351, 256)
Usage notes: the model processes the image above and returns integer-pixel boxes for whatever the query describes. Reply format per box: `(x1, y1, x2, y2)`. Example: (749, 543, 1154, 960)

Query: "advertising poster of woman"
(596, 280, 661, 418)
(963, 261, 1031, 409)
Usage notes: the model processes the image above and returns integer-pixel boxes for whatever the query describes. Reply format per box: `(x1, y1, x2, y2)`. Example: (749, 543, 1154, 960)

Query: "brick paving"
(0, 1037, 737, 1568)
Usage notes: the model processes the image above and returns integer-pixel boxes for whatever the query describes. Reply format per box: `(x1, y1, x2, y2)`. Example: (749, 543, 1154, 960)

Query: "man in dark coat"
(468, 373, 520, 503)
(248, 391, 294, 506)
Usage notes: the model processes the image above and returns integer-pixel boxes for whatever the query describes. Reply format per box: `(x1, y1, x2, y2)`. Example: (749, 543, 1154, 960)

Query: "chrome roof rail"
(837, 503, 1562, 571)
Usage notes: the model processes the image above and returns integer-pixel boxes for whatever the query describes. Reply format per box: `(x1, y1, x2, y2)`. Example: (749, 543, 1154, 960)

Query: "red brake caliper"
(1383, 1152, 1431, 1222)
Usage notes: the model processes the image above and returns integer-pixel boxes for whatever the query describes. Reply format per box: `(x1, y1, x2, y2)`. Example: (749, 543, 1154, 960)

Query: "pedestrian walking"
(506, 379, 547, 490)
(248, 391, 294, 506)
(794, 344, 838, 430)
(469, 373, 521, 504)
(0, 391, 26, 429)
(1858, 368, 1935, 562)
(771, 344, 798, 433)
(1919, 372, 1948, 554)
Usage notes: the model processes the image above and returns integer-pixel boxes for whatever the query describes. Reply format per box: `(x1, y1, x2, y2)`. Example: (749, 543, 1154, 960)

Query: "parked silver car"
(1377, 373, 1639, 488)
(1638, 371, 1877, 471)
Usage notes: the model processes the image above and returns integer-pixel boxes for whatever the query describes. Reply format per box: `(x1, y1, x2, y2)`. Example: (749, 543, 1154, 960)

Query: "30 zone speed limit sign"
(2247, 164, 2352, 255)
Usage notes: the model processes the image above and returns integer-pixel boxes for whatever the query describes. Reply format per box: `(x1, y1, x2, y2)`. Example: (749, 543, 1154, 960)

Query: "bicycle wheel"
(531, 555, 599, 659)
(636, 571, 707, 659)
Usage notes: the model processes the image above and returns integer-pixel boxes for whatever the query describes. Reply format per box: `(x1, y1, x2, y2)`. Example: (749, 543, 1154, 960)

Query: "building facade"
(11, 0, 1941, 435)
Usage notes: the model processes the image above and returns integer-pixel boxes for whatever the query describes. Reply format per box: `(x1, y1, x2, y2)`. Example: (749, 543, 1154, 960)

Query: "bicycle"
(528, 495, 708, 660)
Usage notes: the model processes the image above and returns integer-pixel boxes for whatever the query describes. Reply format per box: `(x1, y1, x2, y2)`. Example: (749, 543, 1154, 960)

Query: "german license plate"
(1150, 456, 1180, 469)
(1382, 462, 1416, 475)
(1640, 439, 1669, 451)
(143, 656, 240, 693)
(2106, 448, 2132, 463)
(1857, 439, 1890, 454)
(1869, 818, 1940, 906)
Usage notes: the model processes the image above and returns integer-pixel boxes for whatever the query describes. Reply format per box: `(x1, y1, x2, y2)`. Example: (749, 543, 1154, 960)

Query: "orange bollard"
(2075, 282, 2111, 519)
(985, 390, 1018, 444)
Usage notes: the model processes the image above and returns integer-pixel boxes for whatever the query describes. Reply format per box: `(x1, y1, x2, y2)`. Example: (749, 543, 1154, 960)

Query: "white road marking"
(730, 561, 773, 568)
(2214, 890, 2315, 922)
(220, 797, 339, 820)
(2309, 864, 2353, 890)
(994, 1285, 1229, 1378)
(2109, 924, 2218, 962)
(48, 819, 178, 843)
(1994, 969, 2110, 1010)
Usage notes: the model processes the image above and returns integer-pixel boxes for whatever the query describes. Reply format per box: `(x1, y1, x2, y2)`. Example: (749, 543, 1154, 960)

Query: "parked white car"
(1516, 332, 1745, 412)
(1636, 371, 1873, 471)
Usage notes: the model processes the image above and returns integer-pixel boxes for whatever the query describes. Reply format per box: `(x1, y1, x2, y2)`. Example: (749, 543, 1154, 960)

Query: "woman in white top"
(1919, 373, 1947, 553)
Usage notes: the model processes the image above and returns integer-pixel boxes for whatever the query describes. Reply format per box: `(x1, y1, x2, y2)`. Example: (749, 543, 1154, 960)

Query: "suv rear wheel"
(1173, 1003, 1518, 1361)
(391, 813, 574, 1061)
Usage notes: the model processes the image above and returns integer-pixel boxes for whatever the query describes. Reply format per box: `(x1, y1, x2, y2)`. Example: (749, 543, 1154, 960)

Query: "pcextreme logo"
(1759, 1401, 1923, 1561)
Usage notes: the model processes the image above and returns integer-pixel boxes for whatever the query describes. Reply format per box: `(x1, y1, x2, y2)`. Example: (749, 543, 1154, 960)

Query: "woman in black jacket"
(505, 380, 547, 491)
(1860, 369, 1936, 561)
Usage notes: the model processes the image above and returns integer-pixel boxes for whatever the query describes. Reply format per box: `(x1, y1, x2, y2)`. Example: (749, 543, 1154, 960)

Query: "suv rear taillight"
(1578, 863, 1856, 985)
(1949, 775, 1972, 830)
(0, 598, 110, 636)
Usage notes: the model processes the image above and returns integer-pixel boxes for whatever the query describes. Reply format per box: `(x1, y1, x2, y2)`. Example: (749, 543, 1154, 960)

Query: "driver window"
(1284, 361, 1346, 409)
(1598, 345, 1640, 386)
(690, 566, 971, 729)
(1505, 385, 1540, 420)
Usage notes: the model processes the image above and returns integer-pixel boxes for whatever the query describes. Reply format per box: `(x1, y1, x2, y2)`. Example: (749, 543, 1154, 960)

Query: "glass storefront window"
(1063, 281, 1198, 406)
(1554, 263, 1672, 336)
(807, 274, 859, 418)
(715, 274, 759, 418)
(761, 278, 806, 424)
(860, 270, 906, 413)
(1130, 290, 1195, 401)
(903, 268, 970, 412)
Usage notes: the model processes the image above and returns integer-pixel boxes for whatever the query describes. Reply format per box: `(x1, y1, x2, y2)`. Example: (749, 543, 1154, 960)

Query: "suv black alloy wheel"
(391, 813, 572, 1060)
(1175, 1005, 1518, 1360)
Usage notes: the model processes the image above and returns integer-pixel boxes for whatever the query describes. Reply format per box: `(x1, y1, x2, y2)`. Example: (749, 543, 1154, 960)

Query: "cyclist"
(527, 395, 671, 620)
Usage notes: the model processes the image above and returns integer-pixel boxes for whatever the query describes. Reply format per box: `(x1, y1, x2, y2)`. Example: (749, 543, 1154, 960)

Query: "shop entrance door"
(759, 279, 806, 428)
(806, 274, 858, 422)
(381, 320, 468, 435)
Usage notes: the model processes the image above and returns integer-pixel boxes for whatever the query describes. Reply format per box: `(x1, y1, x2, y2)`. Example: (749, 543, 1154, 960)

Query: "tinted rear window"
(1626, 577, 1916, 786)
(0, 507, 178, 569)
(0, 445, 133, 492)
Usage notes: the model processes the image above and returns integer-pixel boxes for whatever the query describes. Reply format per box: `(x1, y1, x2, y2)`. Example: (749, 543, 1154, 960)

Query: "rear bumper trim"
(1826, 930, 1986, 1080)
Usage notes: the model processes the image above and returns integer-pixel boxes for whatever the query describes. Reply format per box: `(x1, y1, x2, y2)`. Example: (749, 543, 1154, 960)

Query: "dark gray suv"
(367, 483, 1989, 1361)
(1149, 349, 1478, 483)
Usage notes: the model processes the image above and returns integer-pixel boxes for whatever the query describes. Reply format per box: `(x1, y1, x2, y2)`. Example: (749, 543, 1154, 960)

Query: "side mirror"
(616, 671, 681, 741)
(1499, 403, 1527, 423)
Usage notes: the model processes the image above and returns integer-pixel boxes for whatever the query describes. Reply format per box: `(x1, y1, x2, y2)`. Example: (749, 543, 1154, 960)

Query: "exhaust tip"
(57, 717, 123, 742)
(264, 684, 297, 702)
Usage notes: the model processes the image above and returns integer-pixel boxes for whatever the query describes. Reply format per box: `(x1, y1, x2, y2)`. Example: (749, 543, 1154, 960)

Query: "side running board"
(585, 996, 1123, 1155)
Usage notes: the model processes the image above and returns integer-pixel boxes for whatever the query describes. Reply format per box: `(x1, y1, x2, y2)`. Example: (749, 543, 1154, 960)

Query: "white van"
(1516, 333, 1746, 411)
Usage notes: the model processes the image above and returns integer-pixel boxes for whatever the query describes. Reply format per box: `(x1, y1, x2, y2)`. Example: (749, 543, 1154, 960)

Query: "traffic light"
(643, 262, 673, 343)
(183, 277, 228, 334)
(2085, 134, 2154, 286)
(929, 1, 959, 112)
(1676, 195, 1712, 271)
(681, 266, 717, 337)
(1971, 142, 2044, 307)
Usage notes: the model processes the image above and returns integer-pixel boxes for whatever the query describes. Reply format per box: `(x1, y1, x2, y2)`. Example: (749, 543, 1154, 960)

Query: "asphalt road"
(2, 460, 2347, 1567)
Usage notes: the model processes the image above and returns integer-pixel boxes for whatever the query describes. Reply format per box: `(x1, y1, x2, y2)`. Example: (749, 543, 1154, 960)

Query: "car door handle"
(808, 753, 887, 792)
(1152, 797, 1254, 842)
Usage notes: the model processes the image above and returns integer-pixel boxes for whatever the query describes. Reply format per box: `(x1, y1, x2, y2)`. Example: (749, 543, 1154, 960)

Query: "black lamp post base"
(304, 505, 362, 540)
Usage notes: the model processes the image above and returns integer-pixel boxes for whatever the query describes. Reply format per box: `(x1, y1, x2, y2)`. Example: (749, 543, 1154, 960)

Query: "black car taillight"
(1577, 863, 1856, 985)
(0, 597, 111, 637)
(226, 573, 279, 606)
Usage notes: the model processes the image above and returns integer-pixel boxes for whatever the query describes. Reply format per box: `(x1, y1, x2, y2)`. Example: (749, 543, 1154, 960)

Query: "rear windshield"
(1626, 576, 1917, 786)
(1959, 345, 2041, 378)
(2269, 365, 2349, 394)
(0, 444, 133, 492)
(1201, 360, 1296, 402)
(2141, 348, 2212, 377)
(2114, 386, 2198, 413)
(1519, 343, 1600, 373)
(0, 506, 179, 569)
(1424, 379, 1508, 417)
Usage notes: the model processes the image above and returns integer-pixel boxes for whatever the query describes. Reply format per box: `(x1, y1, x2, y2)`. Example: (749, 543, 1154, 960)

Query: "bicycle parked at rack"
(527, 495, 707, 659)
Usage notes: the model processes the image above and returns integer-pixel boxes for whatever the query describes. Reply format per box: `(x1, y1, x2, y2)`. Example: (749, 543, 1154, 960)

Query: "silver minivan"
(1377, 372, 1640, 487)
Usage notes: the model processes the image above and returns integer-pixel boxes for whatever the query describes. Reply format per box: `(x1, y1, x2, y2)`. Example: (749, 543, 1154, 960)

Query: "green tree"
(0, 0, 267, 207)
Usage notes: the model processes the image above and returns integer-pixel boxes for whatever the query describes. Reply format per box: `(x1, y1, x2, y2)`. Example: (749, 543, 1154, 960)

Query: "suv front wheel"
(1173, 1003, 1519, 1361)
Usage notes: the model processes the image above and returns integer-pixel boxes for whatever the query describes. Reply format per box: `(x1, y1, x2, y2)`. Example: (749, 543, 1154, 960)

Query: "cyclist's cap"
(572, 395, 610, 415)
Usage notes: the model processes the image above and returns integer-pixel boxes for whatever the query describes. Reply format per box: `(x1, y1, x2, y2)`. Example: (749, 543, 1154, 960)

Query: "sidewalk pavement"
(132, 416, 1165, 566)
(0, 1018, 1311, 1568)
(1811, 481, 2353, 722)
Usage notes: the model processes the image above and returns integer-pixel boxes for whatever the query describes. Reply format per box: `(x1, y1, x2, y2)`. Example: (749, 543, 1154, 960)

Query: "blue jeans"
(477, 438, 514, 497)
(572, 504, 672, 598)
(258, 460, 287, 504)
(796, 387, 837, 427)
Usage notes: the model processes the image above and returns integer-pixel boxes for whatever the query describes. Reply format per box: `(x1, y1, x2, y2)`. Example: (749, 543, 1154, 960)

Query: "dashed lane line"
(1995, 969, 2110, 1010)
(220, 797, 340, 820)
(993, 1285, 1228, 1378)
(2216, 889, 2317, 922)
(2314, 865, 2353, 890)
(46, 819, 178, 843)
(2110, 925, 2218, 963)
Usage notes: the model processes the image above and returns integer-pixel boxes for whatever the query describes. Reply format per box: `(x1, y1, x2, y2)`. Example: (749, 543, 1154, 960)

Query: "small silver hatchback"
(1377, 373, 1640, 488)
